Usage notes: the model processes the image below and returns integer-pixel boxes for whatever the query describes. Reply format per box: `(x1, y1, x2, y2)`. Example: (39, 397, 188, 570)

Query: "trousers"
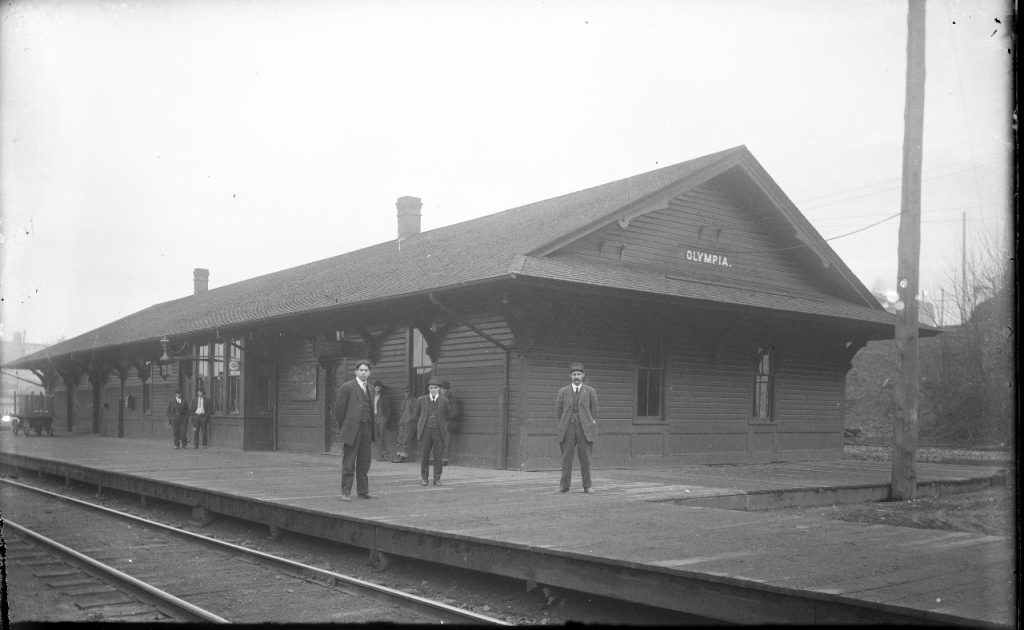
(559, 417, 592, 490)
(420, 425, 444, 480)
(341, 421, 373, 496)
(170, 418, 189, 448)
(191, 414, 210, 447)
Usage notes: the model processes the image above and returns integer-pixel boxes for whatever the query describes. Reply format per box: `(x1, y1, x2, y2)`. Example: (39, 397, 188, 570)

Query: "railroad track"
(3, 524, 226, 623)
(1, 478, 510, 625)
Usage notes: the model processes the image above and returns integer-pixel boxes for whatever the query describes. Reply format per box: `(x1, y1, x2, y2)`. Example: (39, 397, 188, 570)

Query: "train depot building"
(6, 146, 921, 470)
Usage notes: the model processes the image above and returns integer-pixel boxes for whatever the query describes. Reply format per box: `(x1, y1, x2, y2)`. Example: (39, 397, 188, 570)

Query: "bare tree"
(922, 226, 1014, 443)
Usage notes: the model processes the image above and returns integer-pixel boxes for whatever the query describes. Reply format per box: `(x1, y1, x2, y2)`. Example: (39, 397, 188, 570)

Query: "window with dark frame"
(227, 340, 241, 413)
(194, 339, 244, 414)
(196, 343, 210, 397)
(636, 341, 664, 420)
(142, 365, 152, 413)
(410, 327, 433, 397)
(752, 345, 774, 419)
(212, 342, 226, 412)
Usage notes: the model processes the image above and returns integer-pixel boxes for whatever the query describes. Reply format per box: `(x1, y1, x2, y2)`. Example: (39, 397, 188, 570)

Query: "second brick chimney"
(194, 268, 209, 294)
(396, 196, 422, 240)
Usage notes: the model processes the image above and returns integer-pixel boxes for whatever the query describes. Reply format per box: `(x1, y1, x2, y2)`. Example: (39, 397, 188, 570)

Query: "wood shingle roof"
(8, 146, 903, 369)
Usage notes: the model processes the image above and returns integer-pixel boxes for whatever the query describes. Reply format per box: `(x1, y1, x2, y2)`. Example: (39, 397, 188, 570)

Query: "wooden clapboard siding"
(519, 294, 640, 469)
(366, 326, 409, 428)
(562, 182, 825, 298)
(431, 314, 512, 468)
(52, 390, 68, 431)
(101, 381, 122, 436)
(121, 370, 142, 438)
(511, 288, 851, 468)
(274, 339, 325, 453)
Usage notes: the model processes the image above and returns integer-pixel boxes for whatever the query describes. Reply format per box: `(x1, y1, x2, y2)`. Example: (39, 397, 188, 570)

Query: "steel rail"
(4, 519, 230, 624)
(1, 478, 511, 625)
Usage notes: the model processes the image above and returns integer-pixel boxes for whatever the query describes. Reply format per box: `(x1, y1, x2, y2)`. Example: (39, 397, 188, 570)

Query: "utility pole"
(892, 0, 926, 500)
(962, 211, 968, 314)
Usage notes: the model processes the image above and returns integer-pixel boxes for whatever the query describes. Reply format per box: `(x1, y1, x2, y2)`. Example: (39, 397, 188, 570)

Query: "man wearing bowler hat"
(555, 362, 599, 493)
(414, 376, 455, 486)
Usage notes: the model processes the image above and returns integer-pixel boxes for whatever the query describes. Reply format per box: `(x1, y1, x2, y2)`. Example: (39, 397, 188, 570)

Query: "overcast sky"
(1, 0, 1014, 345)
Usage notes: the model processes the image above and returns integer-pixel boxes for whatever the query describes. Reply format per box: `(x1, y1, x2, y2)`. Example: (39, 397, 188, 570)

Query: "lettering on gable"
(683, 249, 731, 268)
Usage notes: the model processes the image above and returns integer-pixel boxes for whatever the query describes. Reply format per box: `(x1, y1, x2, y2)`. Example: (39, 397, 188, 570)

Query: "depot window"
(752, 345, 774, 420)
(636, 341, 664, 421)
(195, 338, 243, 414)
(410, 326, 434, 397)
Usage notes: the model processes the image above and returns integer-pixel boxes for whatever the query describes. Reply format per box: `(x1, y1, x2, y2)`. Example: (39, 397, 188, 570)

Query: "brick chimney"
(396, 196, 422, 239)
(194, 268, 209, 294)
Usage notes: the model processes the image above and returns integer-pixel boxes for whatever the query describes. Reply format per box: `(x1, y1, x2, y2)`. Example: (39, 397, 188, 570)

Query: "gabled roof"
(8, 146, 901, 370)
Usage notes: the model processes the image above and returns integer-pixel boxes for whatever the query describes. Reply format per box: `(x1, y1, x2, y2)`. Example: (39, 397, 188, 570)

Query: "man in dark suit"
(414, 377, 455, 486)
(555, 362, 598, 493)
(372, 380, 393, 461)
(167, 391, 190, 450)
(189, 387, 213, 448)
(333, 360, 377, 501)
(440, 380, 460, 465)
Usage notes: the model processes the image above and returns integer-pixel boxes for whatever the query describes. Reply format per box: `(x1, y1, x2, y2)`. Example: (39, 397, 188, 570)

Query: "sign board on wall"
(287, 362, 318, 401)
(683, 248, 732, 268)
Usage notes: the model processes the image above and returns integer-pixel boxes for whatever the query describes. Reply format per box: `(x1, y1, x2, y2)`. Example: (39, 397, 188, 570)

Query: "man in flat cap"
(414, 376, 456, 486)
(555, 362, 598, 493)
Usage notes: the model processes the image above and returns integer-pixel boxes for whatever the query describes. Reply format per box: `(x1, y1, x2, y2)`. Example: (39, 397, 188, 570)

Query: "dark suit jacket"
(334, 378, 375, 446)
(555, 383, 598, 442)
(374, 390, 393, 428)
(167, 398, 190, 422)
(413, 394, 454, 443)
(190, 395, 213, 418)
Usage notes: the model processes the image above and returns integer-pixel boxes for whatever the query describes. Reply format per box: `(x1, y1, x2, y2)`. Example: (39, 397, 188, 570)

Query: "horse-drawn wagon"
(9, 392, 55, 436)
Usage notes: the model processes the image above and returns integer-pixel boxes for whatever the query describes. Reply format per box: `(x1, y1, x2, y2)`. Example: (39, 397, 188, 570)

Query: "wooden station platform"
(0, 433, 1013, 626)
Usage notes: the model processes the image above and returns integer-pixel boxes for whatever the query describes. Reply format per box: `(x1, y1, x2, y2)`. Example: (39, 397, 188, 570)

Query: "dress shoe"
(583, 487, 594, 494)
(392, 456, 407, 463)
(421, 479, 429, 486)
(433, 479, 442, 486)
(358, 493, 379, 500)
(340, 494, 352, 502)
(558, 487, 569, 493)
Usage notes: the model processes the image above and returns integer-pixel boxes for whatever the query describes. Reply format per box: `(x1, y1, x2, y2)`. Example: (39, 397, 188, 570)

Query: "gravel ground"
(784, 444, 1017, 537)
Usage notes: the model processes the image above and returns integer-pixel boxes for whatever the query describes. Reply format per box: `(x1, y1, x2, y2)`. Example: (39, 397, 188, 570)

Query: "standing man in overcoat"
(189, 387, 213, 448)
(372, 381, 393, 461)
(391, 387, 416, 463)
(333, 360, 377, 501)
(167, 391, 190, 450)
(414, 376, 455, 486)
(555, 362, 598, 493)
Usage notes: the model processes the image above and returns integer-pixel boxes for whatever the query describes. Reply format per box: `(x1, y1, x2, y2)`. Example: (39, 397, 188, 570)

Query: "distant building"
(0, 332, 49, 414)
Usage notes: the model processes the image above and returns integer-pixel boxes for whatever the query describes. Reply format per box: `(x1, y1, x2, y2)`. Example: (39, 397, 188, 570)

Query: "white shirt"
(197, 397, 205, 414)
(573, 385, 580, 393)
